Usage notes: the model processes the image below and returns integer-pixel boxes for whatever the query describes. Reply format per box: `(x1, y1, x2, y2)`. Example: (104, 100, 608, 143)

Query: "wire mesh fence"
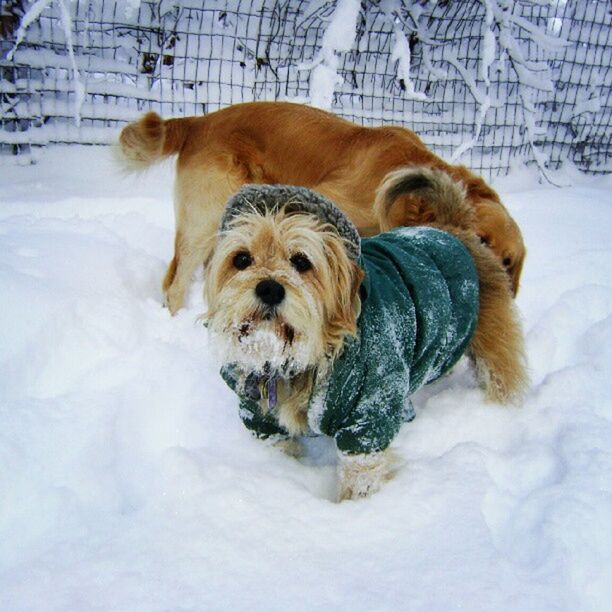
(1, 0, 610, 178)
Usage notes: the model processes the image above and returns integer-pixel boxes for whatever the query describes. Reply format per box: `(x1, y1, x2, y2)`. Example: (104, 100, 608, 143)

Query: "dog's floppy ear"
(321, 233, 364, 357)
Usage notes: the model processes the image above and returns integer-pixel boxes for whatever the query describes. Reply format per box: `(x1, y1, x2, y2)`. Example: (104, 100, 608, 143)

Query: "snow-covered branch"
(7, 0, 85, 127)
(306, 0, 362, 109)
(1, 0, 604, 177)
(6, 0, 53, 61)
(391, 28, 428, 102)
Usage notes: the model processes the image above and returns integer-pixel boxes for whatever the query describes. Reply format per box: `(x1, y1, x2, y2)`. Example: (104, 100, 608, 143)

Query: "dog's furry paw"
(273, 438, 304, 458)
(163, 289, 183, 316)
(337, 451, 395, 502)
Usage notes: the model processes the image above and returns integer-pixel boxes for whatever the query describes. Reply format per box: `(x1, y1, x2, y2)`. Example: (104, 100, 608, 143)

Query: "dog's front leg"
(337, 450, 394, 502)
(166, 166, 246, 314)
(273, 438, 304, 458)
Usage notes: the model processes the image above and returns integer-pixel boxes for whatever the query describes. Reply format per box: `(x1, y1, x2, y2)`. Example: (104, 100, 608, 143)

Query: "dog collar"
(243, 365, 279, 411)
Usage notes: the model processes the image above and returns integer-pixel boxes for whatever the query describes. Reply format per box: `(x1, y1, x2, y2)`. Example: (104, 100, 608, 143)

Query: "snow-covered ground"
(1, 147, 611, 611)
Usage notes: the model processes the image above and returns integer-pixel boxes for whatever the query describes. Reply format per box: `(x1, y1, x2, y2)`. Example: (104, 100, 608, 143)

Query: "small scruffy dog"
(205, 168, 527, 501)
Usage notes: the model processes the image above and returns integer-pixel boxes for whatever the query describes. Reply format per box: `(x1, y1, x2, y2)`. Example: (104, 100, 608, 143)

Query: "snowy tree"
(1, 0, 609, 176)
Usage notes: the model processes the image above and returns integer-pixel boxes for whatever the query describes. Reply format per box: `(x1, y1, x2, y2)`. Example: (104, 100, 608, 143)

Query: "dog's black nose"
(255, 279, 285, 306)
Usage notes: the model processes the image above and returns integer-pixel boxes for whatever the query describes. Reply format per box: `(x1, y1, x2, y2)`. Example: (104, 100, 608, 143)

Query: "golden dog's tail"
(118, 112, 190, 170)
(374, 166, 475, 231)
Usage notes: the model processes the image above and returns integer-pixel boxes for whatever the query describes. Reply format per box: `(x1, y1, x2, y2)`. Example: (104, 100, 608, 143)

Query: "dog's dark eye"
(233, 251, 252, 270)
(503, 257, 512, 268)
(290, 253, 312, 273)
(479, 235, 490, 247)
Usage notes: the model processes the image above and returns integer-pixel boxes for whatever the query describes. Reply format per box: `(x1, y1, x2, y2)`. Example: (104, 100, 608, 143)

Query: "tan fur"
(275, 372, 314, 436)
(374, 166, 474, 231)
(206, 191, 527, 500)
(455, 231, 527, 404)
(273, 438, 304, 458)
(118, 101, 526, 313)
(337, 451, 396, 501)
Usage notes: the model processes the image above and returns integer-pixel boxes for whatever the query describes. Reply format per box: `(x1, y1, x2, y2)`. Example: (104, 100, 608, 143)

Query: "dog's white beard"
(207, 281, 325, 374)
(210, 321, 315, 374)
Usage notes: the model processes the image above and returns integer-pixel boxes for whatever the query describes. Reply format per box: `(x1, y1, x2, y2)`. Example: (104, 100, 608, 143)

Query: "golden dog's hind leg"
(164, 162, 245, 314)
(162, 246, 178, 297)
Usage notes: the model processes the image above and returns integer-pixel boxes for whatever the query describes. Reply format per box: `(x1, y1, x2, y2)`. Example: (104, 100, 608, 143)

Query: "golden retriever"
(119, 101, 525, 313)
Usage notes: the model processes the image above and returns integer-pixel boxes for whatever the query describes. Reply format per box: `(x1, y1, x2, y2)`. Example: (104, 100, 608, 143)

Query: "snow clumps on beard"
(209, 319, 314, 375)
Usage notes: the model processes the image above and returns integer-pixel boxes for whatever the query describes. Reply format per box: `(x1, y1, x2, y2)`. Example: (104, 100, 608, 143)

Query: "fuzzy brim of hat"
(219, 184, 361, 261)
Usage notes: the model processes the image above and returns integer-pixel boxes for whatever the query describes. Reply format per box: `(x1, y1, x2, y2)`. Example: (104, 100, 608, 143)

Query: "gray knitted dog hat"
(219, 184, 361, 261)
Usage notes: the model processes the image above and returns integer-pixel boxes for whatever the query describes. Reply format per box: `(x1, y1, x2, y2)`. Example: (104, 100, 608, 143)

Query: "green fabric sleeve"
(221, 365, 289, 441)
(317, 328, 413, 455)
(332, 361, 413, 454)
(238, 397, 289, 441)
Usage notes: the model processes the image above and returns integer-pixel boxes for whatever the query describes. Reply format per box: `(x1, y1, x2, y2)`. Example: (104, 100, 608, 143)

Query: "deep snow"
(0, 147, 611, 611)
